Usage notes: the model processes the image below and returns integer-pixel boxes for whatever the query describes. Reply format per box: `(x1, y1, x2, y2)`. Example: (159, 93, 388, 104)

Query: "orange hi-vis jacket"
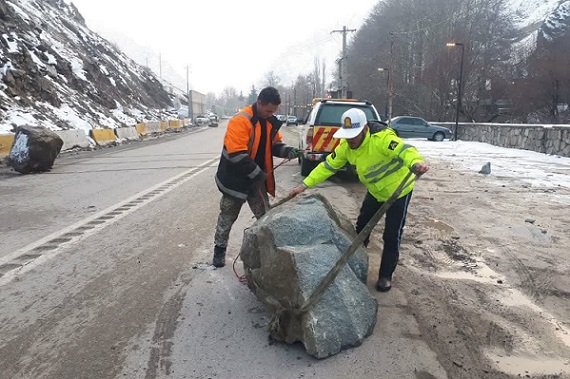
(215, 104, 293, 199)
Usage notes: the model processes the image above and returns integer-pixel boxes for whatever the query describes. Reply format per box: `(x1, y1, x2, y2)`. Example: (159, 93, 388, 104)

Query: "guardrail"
(0, 118, 199, 158)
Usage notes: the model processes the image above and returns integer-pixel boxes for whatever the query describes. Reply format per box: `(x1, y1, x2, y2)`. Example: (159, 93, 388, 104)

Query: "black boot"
(376, 276, 392, 292)
(213, 245, 226, 268)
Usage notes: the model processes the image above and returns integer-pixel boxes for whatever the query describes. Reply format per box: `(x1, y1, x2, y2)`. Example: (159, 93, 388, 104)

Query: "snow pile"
(413, 139, 570, 190)
(9, 133, 29, 164)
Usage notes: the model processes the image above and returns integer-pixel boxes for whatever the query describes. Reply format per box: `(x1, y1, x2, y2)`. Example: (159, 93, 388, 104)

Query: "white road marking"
(0, 158, 218, 287)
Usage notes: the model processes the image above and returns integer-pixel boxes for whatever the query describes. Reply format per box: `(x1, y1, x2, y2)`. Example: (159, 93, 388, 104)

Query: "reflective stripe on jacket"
(303, 125, 424, 202)
(215, 104, 290, 199)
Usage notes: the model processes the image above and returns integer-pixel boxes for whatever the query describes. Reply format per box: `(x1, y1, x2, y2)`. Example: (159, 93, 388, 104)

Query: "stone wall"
(438, 122, 570, 157)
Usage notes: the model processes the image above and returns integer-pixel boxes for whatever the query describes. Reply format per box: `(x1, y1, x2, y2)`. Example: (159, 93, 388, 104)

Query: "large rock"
(240, 194, 378, 359)
(8, 125, 63, 174)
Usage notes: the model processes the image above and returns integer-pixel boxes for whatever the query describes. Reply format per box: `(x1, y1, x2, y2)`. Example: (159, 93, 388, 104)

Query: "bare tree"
(346, 0, 515, 121)
(313, 57, 322, 98)
(263, 71, 281, 88)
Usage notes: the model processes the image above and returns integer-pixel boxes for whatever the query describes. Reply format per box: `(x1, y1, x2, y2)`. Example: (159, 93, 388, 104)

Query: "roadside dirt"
(279, 126, 570, 379)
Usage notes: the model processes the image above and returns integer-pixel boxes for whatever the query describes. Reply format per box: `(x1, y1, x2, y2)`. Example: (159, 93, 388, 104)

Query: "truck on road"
(298, 98, 382, 176)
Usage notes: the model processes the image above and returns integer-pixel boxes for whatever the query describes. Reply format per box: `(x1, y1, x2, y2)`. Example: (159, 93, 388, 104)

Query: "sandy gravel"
(280, 126, 570, 379)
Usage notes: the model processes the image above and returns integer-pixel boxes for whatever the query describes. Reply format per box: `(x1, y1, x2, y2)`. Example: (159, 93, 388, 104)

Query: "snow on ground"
(412, 139, 570, 190)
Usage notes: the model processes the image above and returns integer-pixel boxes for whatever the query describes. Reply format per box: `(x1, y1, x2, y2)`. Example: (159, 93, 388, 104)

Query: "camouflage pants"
(214, 183, 269, 249)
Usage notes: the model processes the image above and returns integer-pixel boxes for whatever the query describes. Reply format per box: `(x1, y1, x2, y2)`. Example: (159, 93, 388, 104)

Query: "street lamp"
(446, 42, 464, 141)
(377, 68, 390, 120)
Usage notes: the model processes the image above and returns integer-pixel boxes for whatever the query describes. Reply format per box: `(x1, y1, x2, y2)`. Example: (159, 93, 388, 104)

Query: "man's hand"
(412, 162, 430, 175)
(287, 147, 300, 159)
(289, 184, 306, 198)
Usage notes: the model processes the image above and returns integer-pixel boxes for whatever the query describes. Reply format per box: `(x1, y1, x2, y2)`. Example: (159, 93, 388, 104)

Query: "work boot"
(376, 276, 392, 292)
(213, 245, 226, 268)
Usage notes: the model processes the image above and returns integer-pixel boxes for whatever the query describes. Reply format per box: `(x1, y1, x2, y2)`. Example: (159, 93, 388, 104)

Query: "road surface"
(0, 121, 568, 379)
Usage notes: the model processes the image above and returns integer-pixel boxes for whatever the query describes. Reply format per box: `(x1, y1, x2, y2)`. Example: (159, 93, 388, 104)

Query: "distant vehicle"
(194, 114, 210, 126)
(276, 114, 286, 122)
(286, 115, 298, 126)
(208, 114, 219, 122)
(390, 116, 452, 141)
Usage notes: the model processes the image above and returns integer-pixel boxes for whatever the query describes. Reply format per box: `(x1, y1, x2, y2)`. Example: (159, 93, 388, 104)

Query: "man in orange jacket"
(213, 87, 299, 267)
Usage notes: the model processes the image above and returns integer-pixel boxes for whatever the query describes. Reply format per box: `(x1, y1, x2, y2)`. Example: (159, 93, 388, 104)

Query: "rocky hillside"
(0, 0, 178, 134)
(539, 0, 570, 43)
(509, 0, 568, 59)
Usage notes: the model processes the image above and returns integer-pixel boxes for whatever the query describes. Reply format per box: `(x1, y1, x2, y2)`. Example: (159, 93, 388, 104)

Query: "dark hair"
(257, 86, 281, 105)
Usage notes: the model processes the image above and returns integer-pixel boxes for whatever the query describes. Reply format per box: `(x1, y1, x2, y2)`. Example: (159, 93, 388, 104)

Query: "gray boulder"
(8, 125, 63, 174)
(240, 194, 378, 359)
(479, 161, 491, 175)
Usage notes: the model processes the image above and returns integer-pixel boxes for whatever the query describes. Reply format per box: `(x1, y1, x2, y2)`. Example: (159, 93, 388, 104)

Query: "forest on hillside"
(207, 0, 569, 124)
(345, 0, 570, 123)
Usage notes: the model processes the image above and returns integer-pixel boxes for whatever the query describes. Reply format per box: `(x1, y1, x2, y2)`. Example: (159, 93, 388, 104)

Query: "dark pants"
(355, 191, 412, 278)
(214, 182, 269, 249)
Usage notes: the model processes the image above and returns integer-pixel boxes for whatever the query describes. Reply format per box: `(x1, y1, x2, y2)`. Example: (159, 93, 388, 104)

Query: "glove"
(287, 148, 300, 159)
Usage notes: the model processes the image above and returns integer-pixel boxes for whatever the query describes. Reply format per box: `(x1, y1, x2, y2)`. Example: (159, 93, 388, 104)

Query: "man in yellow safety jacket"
(290, 108, 429, 292)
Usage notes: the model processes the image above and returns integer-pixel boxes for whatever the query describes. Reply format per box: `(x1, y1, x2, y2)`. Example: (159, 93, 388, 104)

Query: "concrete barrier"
(90, 129, 117, 146)
(54, 129, 90, 151)
(169, 120, 182, 130)
(159, 121, 168, 132)
(0, 134, 15, 157)
(115, 126, 139, 141)
(146, 121, 161, 134)
(438, 122, 570, 158)
(135, 123, 147, 136)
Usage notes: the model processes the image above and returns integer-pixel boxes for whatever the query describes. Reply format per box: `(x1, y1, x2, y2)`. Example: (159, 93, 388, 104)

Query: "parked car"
(194, 114, 210, 126)
(286, 115, 298, 126)
(390, 116, 452, 141)
(276, 114, 286, 122)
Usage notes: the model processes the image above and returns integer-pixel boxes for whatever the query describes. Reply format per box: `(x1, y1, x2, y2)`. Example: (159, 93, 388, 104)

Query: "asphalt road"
(0, 122, 447, 379)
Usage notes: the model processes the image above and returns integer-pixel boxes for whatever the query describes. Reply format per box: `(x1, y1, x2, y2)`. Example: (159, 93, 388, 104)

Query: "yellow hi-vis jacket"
(303, 125, 424, 202)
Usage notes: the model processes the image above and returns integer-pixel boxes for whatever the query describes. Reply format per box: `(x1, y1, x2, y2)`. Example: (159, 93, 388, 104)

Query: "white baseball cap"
(333, 108, 368, 139)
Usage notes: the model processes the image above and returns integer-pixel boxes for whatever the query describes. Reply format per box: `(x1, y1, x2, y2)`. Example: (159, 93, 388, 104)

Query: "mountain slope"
(540, 0, 570, 43)
(0, 0, 177, 134)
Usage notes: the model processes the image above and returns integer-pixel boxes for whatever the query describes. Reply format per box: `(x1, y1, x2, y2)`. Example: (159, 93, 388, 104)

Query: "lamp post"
(446, 42, 464, 141)
(377, 67, 390, 120)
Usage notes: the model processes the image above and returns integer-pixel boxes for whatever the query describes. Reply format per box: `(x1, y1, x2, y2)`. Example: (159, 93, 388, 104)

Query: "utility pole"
(293, 86, 297, 117)
(331, 26, 356, 98)
(186, 65, 189, 94)
(387, 32, 395, 120)
(446, 42, 465, 141)
(322, 61, 326, 97)
(186, 65, 191, 121)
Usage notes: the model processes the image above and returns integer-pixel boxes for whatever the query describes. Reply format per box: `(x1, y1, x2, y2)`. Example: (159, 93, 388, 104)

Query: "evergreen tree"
(247, 85, 257, 104)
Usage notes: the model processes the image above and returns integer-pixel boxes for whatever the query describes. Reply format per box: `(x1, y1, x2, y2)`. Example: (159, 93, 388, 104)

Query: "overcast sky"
(67, 0, 379, 95)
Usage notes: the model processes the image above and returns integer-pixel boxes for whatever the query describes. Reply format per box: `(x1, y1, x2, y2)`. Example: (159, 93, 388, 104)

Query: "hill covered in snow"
(0, 0, 182, 134)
